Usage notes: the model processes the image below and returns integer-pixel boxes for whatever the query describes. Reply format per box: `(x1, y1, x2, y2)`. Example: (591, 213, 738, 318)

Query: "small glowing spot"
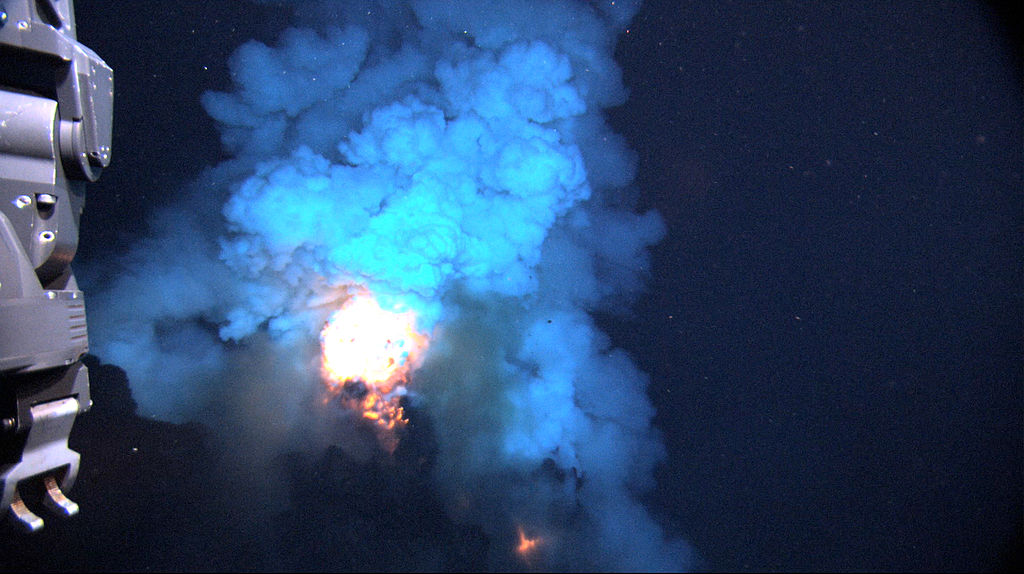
(516, 526, 541, 558)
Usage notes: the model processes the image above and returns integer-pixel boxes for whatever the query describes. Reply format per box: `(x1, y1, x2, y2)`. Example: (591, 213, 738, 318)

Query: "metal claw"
(8, 491, 44, 533)
(43, 475, 78, 517)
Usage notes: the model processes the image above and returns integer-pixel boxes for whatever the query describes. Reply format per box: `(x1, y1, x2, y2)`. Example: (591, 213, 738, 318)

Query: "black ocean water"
(1, 1, 1020, 571)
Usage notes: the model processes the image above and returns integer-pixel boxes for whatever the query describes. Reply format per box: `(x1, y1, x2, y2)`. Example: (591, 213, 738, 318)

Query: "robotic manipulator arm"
(0, 0, 112, 532)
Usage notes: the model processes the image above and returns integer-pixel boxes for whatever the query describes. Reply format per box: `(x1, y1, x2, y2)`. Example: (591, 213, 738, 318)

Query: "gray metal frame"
(0, 0, 112, 531)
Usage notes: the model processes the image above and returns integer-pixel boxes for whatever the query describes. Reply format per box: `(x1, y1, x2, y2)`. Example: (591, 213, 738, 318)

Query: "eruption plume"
(86, 0, 693, 569)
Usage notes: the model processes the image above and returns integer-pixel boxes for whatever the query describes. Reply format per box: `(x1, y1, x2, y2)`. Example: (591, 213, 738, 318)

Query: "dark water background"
(2, 1, 1020, 571)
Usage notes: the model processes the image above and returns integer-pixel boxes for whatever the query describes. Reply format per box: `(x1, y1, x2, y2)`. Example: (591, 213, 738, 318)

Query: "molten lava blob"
(516, 526, 543, 562)
(320, 292, 428, 436)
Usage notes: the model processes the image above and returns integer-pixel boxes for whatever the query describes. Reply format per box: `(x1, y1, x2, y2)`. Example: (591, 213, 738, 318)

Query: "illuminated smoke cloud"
(86, 0, 692, 570)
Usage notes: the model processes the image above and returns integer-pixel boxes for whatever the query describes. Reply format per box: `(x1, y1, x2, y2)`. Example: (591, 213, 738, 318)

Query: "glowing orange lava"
(320, 292, 428, 434)
(516, 526, 541, 558)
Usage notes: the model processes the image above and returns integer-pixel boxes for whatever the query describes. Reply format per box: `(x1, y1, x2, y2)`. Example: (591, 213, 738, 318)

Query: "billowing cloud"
(86, 1, 692, 570)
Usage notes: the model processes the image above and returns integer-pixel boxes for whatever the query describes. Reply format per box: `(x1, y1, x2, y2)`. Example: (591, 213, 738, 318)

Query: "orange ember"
(516, 526, 541, 558)
(320, 292, 428, 433)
